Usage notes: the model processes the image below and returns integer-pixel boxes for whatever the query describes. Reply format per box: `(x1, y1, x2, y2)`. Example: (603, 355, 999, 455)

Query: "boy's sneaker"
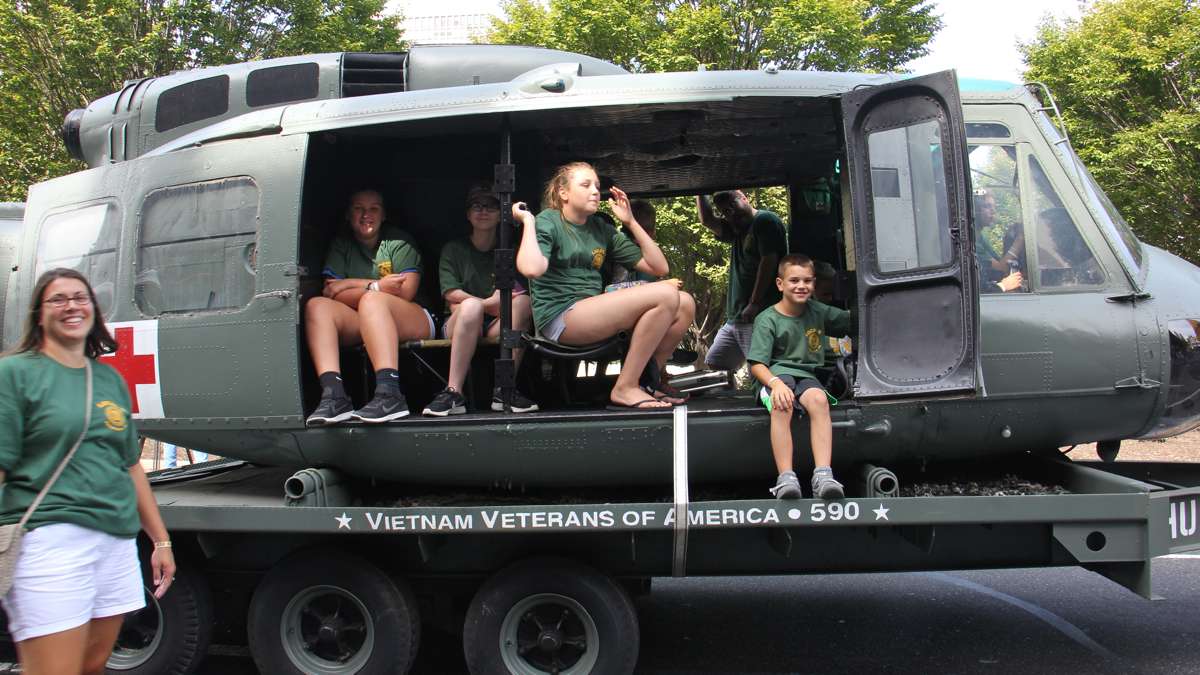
(351, 388, 410, 423)
(306, 395, 353, 426)
(769, 471, 802, 499)
(423, 388, 466, 417)
(491, 387, 539, 413)
(812, 468, 845, 500)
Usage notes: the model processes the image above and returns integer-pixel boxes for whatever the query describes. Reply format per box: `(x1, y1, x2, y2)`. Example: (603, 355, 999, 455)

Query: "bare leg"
(653, 290, 695, 369)
(560, 281, 679, 408)
(798, 387, 833, 467)
(445, 298, 485, 392)
(770, 405, 795, 474)
(304, 296, 365, 374)
(357, 293, 433, 371)
(81, 615, 125, 675)
(15, 623, 89, 675)
(506, 293, 533, 372)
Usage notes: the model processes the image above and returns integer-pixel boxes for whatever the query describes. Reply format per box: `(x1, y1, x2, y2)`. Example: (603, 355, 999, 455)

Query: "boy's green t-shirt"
(529, 210, 644, 333)
(747, 302, 851, 381)
(719, 209, 787, 322)
(439, 238, 496, 300)
(0, 353, 142, 538)
(324, 225, 423, 281)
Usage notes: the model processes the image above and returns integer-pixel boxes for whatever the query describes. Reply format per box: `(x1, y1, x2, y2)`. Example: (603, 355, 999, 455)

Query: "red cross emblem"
(100, 326, 157, 414)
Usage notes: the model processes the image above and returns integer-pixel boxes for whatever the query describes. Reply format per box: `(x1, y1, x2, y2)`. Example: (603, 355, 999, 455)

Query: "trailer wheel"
(106, 567, 212, 675)
(463, 558, 639, 675)
(247, 551, 420, 675)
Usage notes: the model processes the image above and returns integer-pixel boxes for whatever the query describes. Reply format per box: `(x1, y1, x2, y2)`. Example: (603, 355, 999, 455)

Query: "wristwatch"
(367, 281, 379, 292)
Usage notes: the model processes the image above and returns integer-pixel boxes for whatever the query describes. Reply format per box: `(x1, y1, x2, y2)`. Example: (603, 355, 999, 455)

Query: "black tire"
(463, 558, 639, 675)
(247, 550, 420, 675)
(106, 567, 213, 675)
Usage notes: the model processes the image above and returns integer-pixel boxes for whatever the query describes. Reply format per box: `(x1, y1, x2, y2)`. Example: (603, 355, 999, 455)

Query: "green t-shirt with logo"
(0, 353, 142, 537)
(530, 210, 643, 333)
(439, 238, 496, 300)
(324, 225, 423, 281)
(746, 302, 851, 381)
(718, 210, 787, 323)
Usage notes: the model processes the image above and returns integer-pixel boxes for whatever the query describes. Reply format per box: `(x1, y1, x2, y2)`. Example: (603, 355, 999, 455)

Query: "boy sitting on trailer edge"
(747, 253, 851, 500)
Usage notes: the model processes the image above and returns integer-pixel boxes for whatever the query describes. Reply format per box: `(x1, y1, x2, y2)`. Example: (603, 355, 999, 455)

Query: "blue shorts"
(541, 303, 578, 342)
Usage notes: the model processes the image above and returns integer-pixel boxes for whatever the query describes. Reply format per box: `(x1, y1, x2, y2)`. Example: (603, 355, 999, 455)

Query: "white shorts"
(2, 523, 145, 642)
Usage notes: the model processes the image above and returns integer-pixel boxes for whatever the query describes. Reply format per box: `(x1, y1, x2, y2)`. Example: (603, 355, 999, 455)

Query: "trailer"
(105, 408, 1200, 674)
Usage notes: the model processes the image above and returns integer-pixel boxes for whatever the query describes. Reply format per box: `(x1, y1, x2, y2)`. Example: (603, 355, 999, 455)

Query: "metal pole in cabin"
(494, 117, 516, 412)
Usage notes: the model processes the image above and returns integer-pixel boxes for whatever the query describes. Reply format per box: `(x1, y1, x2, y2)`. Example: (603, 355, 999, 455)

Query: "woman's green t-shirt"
(0, 353, 142, 537)
(529, 210, 643, 332)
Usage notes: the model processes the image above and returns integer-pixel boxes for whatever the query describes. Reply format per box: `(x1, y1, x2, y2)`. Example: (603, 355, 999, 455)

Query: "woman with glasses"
(514, 162, 695, 410)
(425, 185, 539, 416)
(0, 268, 175, 674)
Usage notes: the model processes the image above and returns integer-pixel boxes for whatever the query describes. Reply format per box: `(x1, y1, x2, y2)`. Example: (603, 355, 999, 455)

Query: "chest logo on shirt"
(377, 260, 393, 277)
(96, 400, 128, 432)
(806, 328, 823, 353)
(591, 248, 606, 269)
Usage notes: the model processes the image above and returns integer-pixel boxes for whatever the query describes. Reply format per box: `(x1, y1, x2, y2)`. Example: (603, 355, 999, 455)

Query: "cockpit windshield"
(1032, 110, 1143, 276)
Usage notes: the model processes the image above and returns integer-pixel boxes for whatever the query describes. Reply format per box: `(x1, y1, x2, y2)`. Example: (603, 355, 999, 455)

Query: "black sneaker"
(491, 387, 539, 413)
(423, 388, 466, 417)
(306, 395, 353, 426)
(351, 388, 410, 423)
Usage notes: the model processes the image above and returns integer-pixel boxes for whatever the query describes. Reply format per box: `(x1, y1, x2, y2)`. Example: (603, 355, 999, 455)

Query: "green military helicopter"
(6, 44, 1199, 490)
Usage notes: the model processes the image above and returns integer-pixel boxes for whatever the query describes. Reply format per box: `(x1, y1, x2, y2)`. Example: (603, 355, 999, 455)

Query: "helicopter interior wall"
(295, 97, 852, 413)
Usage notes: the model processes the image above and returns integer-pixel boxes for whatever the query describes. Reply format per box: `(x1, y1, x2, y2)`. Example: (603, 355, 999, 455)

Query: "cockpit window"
(36, 202, 120, 317)
(867, 119, 953, 272)
(1071, 153, 1143, 271)
(136, 177, 259, 315)
(968, 144, 1027, 293)
(1028, 156, 1105, 288)
(965, 122, 1011, 139)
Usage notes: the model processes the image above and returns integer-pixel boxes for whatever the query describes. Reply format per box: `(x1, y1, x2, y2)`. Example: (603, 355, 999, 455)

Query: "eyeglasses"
(44, 294, 92, 309)
(469, 202, 500, 213)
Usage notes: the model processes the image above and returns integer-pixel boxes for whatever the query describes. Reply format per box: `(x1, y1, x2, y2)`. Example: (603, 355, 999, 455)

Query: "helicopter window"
(1028, 157, 1105, 288)
(964, 122, 1011, 139)
(867, 119, 953, 272)
(35, 202, 120, 317)
(247, 63, 320, 108)
(136, 177, 259, 315)
(155, 75, 230, 133)
(968, 144, 1027, 293)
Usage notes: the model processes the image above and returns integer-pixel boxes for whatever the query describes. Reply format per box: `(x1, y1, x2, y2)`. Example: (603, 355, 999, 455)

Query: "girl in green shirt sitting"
(514, 162, 695, 409)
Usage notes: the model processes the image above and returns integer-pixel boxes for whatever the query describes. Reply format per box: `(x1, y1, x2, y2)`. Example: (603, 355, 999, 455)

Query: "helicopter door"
(841, 70, 979, 398)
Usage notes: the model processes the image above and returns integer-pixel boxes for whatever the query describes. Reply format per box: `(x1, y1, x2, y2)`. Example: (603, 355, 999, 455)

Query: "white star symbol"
(873, 504, 889, 521)
(335, 512, 352, 530)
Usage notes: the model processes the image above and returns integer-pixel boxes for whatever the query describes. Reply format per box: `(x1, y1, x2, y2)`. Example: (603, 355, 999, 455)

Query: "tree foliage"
(0, 1, 404, 202)
(491, 0, 937, 337)
(1021, 0, 1200, 263)
(489, 0, 940, 73)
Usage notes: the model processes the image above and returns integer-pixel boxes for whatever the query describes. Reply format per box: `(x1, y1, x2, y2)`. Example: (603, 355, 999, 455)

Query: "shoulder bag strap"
(16, 360, 93, 529)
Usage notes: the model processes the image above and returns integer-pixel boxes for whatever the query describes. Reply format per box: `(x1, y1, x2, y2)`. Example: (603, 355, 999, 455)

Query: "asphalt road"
(192, 555, 1200, 674)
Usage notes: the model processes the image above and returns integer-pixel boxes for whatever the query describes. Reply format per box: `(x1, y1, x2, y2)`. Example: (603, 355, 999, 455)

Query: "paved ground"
(181, 556, 1200, 674)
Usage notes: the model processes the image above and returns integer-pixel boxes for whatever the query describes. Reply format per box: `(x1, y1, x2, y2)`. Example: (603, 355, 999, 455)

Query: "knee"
(800, 388, 829, 414)
(458, 297, 485, 322)
(770, 405, 793, 423)
(513, 294, 532, 324)
(651, 282, 680, 312)
(357, 290, 390, 316)
(305, 296, 333, 324)
(82, 653, 109, 675)
(678, 291, 696, 320)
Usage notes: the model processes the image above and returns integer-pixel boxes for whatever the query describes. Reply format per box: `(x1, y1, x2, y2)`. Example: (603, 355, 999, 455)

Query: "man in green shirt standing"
(696, 190, 788, 373)
(305, 189, 435, 426)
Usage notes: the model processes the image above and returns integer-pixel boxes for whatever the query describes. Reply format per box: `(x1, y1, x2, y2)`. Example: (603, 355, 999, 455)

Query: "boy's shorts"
(2, 523, 145, 642)
(759, 374, 838, 412)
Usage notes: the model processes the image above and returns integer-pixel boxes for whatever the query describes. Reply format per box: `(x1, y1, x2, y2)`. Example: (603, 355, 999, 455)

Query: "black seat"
(522, 331, 630, 405)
